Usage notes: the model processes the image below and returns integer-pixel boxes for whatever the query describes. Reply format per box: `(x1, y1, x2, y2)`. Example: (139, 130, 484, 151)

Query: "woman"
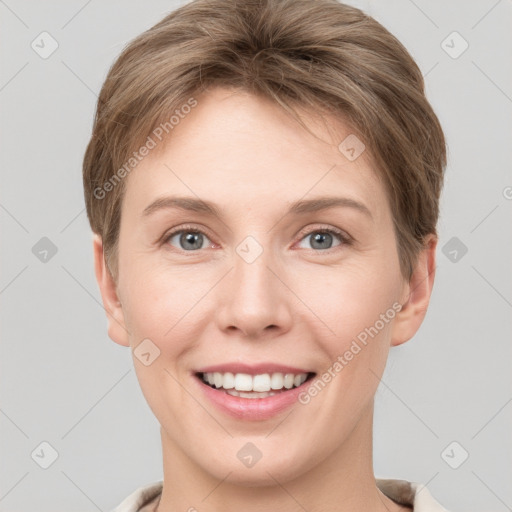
(83, 0, 449, 510)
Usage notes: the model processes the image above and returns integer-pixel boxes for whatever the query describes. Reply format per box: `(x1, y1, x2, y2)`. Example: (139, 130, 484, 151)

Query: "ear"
(92, 234, 130, 347)
(391, 234, 437, 347)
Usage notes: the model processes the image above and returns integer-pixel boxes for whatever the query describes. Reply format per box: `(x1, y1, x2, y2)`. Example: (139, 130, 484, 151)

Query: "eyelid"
(293, 224, 353, 250)
(161, 223, 353, 251)
(160, 223, 216, 247)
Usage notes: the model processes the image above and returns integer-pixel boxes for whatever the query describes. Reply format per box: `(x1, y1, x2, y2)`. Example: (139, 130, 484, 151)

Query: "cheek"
(294, 258, 400, 353)
(120, 268, 201, 418)
(295, 267, 399, 432)
(119, 259, 213, 362)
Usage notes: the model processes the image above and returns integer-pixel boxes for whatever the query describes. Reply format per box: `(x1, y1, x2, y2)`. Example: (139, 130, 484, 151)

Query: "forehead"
(122, 87, 387, 223)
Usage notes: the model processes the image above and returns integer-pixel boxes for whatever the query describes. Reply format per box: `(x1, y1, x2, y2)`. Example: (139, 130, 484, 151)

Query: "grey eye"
(298, 230, 343, 251)
(167, 231, 210, 251)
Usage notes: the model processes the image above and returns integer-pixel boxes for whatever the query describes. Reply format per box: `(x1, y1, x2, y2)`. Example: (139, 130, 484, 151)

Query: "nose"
(215, 243, 293, 340)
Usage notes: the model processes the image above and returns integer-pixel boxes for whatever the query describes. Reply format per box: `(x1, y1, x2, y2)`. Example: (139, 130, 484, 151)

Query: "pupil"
(182, 232, 202, 250)
(311, 232, 332, 250)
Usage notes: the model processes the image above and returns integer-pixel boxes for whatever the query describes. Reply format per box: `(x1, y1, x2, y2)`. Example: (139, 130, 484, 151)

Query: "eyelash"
(161, 224, 353, 253)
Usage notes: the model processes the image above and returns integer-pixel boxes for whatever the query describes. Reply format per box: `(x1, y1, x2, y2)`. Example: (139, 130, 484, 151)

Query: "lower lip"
(194, 375, 312, 421)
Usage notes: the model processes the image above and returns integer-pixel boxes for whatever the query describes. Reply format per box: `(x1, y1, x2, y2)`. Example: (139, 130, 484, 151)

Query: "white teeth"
(270, 373, 284, 389)
(222, 372, 235, 389)
(201, 371, 310, 392)
(294, 374, 307, 387)
(226, 389, 278, 398)
(283, 374, 295, 389)
(253, 374, 271, 392)
(234, 373, 253, 391)
(213, 372, 223, 388)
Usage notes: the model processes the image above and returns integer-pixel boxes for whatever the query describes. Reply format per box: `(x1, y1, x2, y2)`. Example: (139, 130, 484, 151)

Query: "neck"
(155, 402, 405, 512)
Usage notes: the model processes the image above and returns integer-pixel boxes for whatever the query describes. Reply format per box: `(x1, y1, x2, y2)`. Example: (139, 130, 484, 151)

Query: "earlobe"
(390, 235, 437, 347)
(92, 234, 130, 347)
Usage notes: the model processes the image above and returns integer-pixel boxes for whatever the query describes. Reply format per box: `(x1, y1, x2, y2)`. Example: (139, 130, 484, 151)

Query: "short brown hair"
(82, 0, 446, 282)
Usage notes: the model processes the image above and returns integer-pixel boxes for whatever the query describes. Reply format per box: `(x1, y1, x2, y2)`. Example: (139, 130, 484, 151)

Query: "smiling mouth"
(195, 371, 316, 399)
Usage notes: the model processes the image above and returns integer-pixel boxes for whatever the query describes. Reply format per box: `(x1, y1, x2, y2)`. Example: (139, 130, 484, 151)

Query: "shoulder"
(110, 478, 450, 512)
(377, 479, 450, 511)
(109, 480, 163, 512)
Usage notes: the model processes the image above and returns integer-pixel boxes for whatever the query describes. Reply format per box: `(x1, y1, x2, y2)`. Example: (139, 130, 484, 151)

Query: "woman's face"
(100, 87, 418, 484)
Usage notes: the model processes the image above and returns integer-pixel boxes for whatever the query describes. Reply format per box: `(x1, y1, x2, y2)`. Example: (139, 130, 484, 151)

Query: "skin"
(93, 87, 436, 512)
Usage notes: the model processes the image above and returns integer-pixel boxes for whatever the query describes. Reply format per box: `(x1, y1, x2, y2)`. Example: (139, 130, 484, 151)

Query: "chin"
(200, 449, 311, 487)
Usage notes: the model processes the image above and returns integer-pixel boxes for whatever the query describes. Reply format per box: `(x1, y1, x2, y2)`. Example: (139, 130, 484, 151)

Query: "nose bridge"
(216, 235, 291, 337)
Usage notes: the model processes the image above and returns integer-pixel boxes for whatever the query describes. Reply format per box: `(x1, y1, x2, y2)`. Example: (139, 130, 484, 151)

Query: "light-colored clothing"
(110, 478, 450, 511)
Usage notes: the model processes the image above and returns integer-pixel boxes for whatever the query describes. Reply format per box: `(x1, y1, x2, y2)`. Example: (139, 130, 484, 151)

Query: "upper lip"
(194, 362, 313, 375)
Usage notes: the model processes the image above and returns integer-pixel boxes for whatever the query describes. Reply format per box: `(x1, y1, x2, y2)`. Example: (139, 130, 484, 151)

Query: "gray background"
(1, 0, 511, 510)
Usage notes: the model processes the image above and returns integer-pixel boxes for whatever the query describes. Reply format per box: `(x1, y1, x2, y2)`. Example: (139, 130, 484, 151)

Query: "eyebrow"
(141, 195, 373, 220)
